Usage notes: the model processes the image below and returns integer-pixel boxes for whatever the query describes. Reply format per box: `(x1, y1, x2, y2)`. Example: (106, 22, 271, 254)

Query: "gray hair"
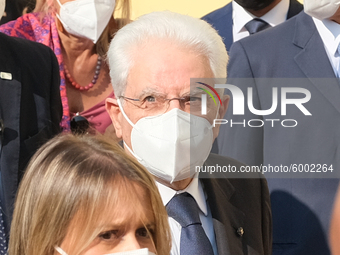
(107, 11, 228, 96)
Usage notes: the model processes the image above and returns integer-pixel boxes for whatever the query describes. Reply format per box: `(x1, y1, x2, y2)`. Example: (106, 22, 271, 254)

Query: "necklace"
(64, 56, 102, 91)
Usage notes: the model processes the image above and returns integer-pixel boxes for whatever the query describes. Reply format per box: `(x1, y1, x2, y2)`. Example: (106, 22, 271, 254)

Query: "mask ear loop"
(123, 140, 143, 161)
(117, 98, 137, 128)
(116, 99, 143, 161)
(55, 0, 68, 32)
(54, 246, 68, 255)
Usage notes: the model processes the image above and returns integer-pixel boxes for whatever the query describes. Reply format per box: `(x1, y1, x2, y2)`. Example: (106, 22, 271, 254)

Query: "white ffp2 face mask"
(56, 0, 115, 43)
(0, 0, 5, 20)
(304, 0, 340, 20)
(55, 246, 156, 255)
(118, 99, 214, 183)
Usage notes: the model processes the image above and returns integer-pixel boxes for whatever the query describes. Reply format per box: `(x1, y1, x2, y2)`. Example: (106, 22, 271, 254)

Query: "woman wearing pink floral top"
(0, 0, 130, 135)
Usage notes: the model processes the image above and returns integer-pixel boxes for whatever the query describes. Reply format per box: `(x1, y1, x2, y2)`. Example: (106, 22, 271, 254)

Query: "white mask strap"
(117, 99, 143, 158)
(105, 248, 156, 255)
(55, 0, 63, 8)
(117, 98, 137, 128)
(55, 246, 68, 255)
(123, 141, 143, 161)
(55, 0, 65, 27)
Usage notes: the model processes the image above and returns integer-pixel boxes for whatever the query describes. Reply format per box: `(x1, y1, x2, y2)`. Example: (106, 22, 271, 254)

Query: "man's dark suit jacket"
(219, 11, 340, 254)
(202, 0, 303, 52)
(0, 0, 31, 25)
(201, 153, 272, 255)
(0, 32, 62, 234)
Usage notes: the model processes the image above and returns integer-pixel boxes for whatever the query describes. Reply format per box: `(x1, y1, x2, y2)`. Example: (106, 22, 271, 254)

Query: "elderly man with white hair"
(106, 11, 272, 255)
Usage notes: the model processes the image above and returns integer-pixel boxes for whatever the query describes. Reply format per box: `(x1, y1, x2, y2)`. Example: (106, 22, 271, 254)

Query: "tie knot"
(166, 192, 201, 227)
(245, 18, 270, 34)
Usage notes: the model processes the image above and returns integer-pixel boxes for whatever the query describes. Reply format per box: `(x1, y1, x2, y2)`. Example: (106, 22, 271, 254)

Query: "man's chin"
(155, 176, 194, 191)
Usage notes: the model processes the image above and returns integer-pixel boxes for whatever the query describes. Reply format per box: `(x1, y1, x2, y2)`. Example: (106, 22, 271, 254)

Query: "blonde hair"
(33, 0, 131, 56)
(8, 134, 171, 255)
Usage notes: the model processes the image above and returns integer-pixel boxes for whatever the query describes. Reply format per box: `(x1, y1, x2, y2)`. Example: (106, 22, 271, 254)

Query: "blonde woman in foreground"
(8, 134, 171, 255)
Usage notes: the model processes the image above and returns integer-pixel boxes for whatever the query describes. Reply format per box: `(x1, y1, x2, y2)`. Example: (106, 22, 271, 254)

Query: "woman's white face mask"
(56, 0, 116, 43)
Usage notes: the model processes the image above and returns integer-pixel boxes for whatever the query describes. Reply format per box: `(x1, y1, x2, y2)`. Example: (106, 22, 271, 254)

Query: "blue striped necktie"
(166, 192, 214, 255)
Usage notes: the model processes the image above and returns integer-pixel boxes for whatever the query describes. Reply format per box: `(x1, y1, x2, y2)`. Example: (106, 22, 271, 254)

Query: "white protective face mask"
(0, 0, 5, 20)
(118, 99, 214, 183)
(105, 249, 156, 255)
(55, 246, 156, 255)
(56, 0, 115, 43)
(304, 0, 340, 20)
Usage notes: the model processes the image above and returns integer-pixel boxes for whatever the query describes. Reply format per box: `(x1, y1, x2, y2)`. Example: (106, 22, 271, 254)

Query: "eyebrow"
(190, 87, 204, 94)
(138, 88, 165, 98)
(97, 220, 156, 231)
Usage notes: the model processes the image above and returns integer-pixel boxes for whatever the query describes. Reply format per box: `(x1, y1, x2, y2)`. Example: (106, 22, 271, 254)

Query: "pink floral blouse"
(0, 12, 115, 133)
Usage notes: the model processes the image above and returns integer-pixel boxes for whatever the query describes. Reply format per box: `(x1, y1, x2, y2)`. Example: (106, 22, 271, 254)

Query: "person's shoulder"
(0, 32, 51, 54)
(0, 32, 56, 71)
(0, 12, 50, 38)
(201, 2, 232, 23)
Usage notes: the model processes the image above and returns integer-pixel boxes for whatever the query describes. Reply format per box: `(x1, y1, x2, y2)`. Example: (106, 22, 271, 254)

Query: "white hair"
(107, 11, 228, 96)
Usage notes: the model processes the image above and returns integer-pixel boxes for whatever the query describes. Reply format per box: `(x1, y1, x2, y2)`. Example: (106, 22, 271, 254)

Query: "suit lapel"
(293, 12, 340, 114)
(287, 0, 303, 19)
(213, 218, 230, 254)
(201, 177, 245, 255)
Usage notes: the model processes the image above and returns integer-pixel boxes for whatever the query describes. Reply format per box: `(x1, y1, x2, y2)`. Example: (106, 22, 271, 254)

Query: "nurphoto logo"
(196, 80, 312, 128)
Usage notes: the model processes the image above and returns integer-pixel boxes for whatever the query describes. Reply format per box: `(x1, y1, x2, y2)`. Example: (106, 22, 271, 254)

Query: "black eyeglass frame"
(70, 113, 90, 135)
(119, 95, 197, 111)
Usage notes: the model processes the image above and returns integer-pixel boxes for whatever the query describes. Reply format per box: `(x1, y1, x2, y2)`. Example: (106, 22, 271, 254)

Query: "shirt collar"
(313, 17, 340, 57)
(156, 176, 208, 216)
(232, 0, 290, 34)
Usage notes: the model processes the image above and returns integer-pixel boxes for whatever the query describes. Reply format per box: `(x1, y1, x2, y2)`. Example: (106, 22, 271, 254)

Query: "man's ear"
(106, 98, 123, 139)
(218, 95, 230, 119)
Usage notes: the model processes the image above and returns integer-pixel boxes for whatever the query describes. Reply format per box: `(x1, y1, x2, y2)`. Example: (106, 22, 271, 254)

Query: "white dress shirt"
(156, 176, 218, 255)
(313, 17, 340, 77)
(232, 0, 290, 42)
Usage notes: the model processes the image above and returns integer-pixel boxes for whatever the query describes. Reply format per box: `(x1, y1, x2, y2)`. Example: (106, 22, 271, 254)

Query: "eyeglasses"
(70, 113, 90, 135)
(119, 93, 217, 116)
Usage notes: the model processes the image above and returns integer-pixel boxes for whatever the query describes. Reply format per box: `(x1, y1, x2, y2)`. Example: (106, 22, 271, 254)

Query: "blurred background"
(1, 0, 304, 24)
(128, 0, 303, 19)
(129, 0, 230, 19)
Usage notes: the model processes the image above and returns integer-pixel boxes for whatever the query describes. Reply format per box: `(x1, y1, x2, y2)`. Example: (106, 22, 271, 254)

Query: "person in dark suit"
(202, 0, 303, 154)
(106, 11, 272, 255)
(0, 0, 32, 24)
(218, 1, 340, 254)
(202, 0, 303, 52)
(0, 26, 62, 245)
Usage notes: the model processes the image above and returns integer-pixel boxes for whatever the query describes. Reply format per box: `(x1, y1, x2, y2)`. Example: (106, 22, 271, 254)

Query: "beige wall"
(128, 0, 303, 20)
(129, 0, 231, 20)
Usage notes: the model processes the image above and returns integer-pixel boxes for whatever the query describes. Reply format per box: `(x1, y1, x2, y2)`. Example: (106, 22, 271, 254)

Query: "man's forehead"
(125, 81, 208, 96)
(125, 82, 191, 96)
(124, 40, 214, 97)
